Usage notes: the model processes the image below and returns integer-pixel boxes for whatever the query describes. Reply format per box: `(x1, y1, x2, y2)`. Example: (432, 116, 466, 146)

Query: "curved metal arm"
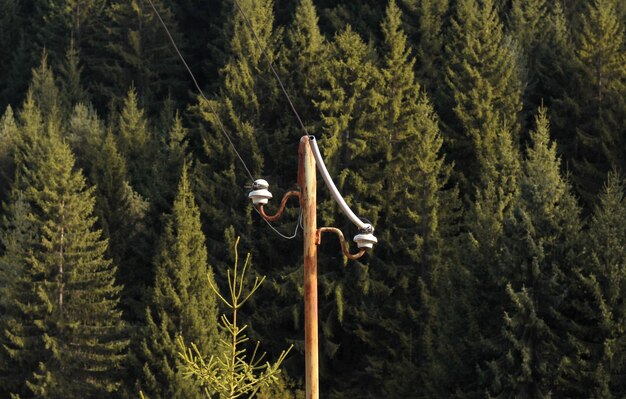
(316, 227, 366, 261)
(257, 190, 300, 222)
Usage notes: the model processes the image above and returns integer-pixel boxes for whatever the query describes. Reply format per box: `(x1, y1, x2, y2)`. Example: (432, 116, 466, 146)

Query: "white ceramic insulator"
(353, 232, 378, 249)
(249, 179, 273, 205)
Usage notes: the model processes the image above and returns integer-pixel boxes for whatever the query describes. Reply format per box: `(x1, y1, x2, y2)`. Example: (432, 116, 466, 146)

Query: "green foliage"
(558, 173, 626, 397)
(96, 0, 185, 111)
(441, 0, 524, 191)
(1, 106, 128, 398)
(136, 164, 219, 399)
(570, 0, 626, 204)
(487, 108, 580, 398)
(177, 237, 292, 399)
(0, 1, 626, 397)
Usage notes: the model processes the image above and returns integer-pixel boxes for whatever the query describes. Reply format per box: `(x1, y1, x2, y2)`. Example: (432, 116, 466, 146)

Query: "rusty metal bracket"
(257, 190, 300, 222)
(316, 227, 366, 260)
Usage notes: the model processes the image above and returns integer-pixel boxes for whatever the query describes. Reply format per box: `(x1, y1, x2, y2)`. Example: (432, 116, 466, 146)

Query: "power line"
(256, 207, 302, 240)
(145, 0, 255, 182)
(146, 0, 301, 239)
(232, 0, 310, 137)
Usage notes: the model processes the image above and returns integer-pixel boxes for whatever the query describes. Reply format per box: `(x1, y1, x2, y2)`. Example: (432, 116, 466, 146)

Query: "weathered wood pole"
(298, 136, 319, 399)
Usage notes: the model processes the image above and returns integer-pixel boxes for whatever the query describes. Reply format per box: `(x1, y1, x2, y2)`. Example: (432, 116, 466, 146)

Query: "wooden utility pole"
(252, 135, 374, 399)
(299, 136, 319, 399)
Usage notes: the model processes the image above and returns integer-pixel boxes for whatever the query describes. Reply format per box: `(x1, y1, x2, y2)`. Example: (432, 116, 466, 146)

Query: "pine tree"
(137, 164, 219, 399)
(487, 108, 580, 397)
(440, 0, 524, 192)
(557, 173, 626, 397)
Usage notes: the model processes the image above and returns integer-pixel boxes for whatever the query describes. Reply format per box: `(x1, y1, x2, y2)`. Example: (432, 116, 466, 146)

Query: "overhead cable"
(146, 0, 255, 182)
(231, 0, 310, 136)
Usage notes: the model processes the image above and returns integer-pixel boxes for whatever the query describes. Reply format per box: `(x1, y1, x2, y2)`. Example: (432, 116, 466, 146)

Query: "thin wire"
(146, 0, 255, 182)
(255, 207, 302, 240)
(232, 0, 310, 136)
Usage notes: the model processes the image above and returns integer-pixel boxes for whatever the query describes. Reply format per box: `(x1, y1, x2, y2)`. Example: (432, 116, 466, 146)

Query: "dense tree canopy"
(1, 0, 625, 398)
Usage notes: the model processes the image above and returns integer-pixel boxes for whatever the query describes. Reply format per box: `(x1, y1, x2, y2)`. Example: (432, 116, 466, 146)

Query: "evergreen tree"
(507, 0, 549, 127)
(275, 0, 326, 175)
(67, 103, 150, 321)
(487, 108, 580, 397)
(534, 2, 579, 156)
(117, 87, 158, 201)
(0, 0, 21, 106)
(24, 131, 128, 398)
(451, 128, 521, 397)
(29, 51, 62, 122)
(1, 99, 128, 397)
(57, 40, 89, 110)
(403, 0, 450, 95)
(0, 106, 18, 207)
(96, 0, 185, 111)
(571, 0, 626, 205)
(34, 0, 108, 67)
(0, 194, 40, 398)
(137, 165, 218, 399)
(364, 3, 460, 397)
(557, 173, 626, 397)
(440, 0, 524, 192)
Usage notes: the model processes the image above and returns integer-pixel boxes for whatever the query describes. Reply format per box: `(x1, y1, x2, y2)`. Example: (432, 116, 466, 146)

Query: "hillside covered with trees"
(1, 0, 626, 397)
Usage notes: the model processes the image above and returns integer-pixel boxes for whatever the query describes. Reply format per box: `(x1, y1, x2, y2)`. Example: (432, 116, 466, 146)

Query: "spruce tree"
(33, 0, 108, 67)
(23, 131, 128, 398)
(0, 194, 39, 398)
(557, 173, 626, 397)
(534, 2, 579, 156)
(117, 87, 158, 201)
(137, 164, 218, 399)
(440, 0, 524, 192)
(487, 108, 580, 397)
(96, 0, 185, 111)
(67, 103, 150, 321)
(1, 98, 128, 397)
(369, 3, 461, 397)
(0, 106, 18, 207)
(57, 40, 89, 109)
(29, 51, 62, 122)
(571, 0, 626, 205)
(404, 0, 450, 95)
(507, 0, 549, 127)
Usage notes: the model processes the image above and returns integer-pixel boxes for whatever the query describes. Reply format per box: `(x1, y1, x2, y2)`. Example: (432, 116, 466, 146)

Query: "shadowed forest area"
(1, 0, 626, 397)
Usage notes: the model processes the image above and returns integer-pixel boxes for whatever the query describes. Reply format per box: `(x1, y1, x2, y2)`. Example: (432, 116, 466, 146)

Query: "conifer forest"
(1, 0, 626, 397)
